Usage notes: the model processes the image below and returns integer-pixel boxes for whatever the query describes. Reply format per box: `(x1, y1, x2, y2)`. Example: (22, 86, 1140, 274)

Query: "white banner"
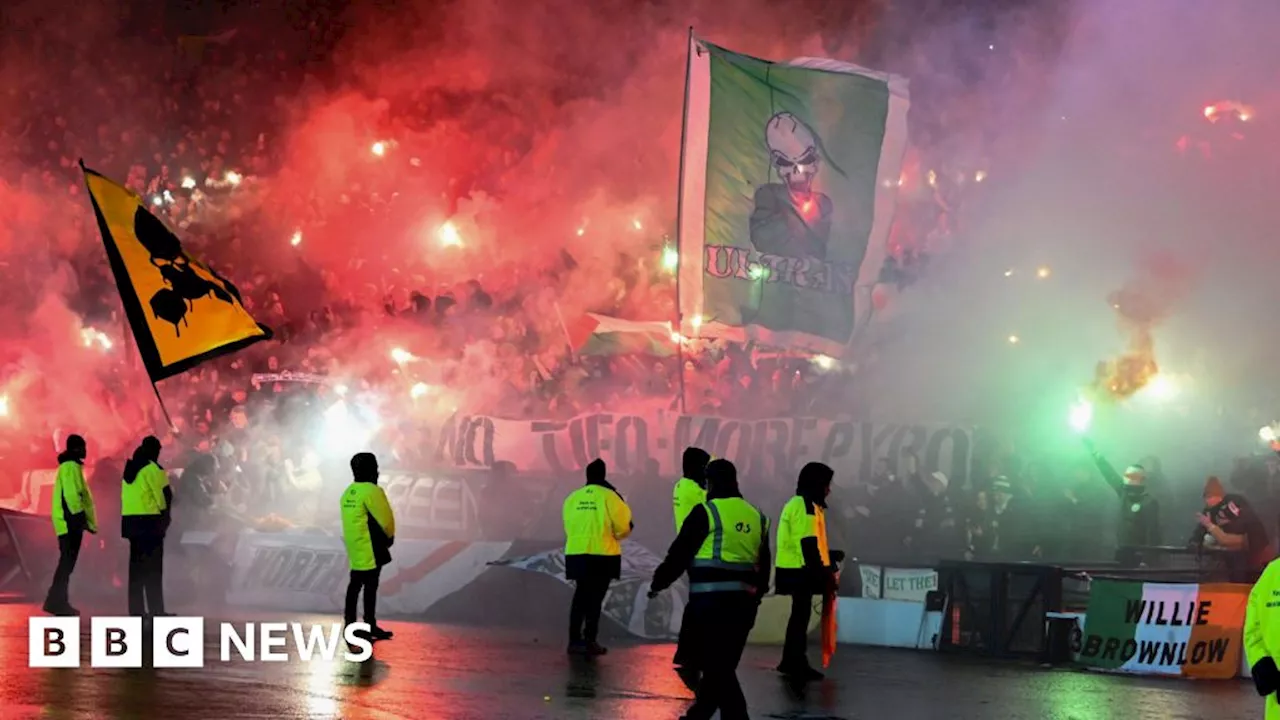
(859, 565, 939, 602)
(225, 531, 511, 615)
(428, 411, 977, 488)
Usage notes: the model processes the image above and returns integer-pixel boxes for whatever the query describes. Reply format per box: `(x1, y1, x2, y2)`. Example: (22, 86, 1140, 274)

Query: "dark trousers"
(673, 599, 699, 668)
(782, 593, 813, 668)
(45, 528, 84, 609)
(345, 568, 381, 626)
(683, 593, 758, 720)
(568, 577, 611, 643)
(127, 537, 165, 616)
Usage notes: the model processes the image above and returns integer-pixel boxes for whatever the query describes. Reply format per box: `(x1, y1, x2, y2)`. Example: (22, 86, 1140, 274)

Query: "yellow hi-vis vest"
(52, 461, 97, 536)
(122, 463, 168, 517)
(1246, 557, 1280, 720)
(690, 497, 766, 594)
(775, 495, 829, 570)
(341, 482, 397, 571)
(563, 484, 632, 557)
(673, 477, 707, 532)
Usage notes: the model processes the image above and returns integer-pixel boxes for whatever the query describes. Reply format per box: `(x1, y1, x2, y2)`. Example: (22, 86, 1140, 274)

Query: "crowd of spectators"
(0, 4, 1006, 524)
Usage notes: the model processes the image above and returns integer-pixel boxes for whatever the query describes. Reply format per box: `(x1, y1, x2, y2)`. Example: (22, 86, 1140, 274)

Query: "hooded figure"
(562, 458, 632, 656)
(121, 436, 170, 617)
(44, 434, 95, 616)
(340, 452, 396, 642)
(650, 459, 770, 719)
(773, 462, 842, 680)
(670, 446, 712, 675)
(674, 447, 712, 532)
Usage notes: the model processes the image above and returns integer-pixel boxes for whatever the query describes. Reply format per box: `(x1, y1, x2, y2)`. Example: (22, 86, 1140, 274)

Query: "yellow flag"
(81, 164, 271, 382)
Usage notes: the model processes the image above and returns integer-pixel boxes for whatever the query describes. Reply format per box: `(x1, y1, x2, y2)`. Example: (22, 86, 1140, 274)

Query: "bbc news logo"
(29, 617, 374, 667)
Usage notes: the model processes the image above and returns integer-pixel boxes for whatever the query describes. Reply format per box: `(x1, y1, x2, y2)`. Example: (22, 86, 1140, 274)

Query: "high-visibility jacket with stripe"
(52, 461, 97, 536)
(673, 477, 707, 532)
(341, 481, 397, 571)
(689, 497, 766, 594)
(776, 495, 829, 569)
(1246, 557, 1280, 720)
(563, 484, 632, 557)
(122, 463, 168, 517)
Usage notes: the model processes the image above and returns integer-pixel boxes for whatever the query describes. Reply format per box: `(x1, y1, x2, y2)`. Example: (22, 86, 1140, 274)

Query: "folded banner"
(81, 163, 272, 382)
(1077, 579, 1248, 678)
(677, 35, 910, 355)
(491, 541, 684, 639)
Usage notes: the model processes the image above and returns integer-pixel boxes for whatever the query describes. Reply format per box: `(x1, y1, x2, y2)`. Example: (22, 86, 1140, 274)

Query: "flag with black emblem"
(80, 163, 272, 382)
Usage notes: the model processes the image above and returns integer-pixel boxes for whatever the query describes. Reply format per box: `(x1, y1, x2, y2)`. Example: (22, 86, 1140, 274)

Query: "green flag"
(677, 35, 909, 355)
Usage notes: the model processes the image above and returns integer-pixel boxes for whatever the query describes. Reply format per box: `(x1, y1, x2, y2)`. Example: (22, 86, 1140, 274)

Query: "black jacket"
(1090, 453, 1161, 547)
(650, 488, 771, 596)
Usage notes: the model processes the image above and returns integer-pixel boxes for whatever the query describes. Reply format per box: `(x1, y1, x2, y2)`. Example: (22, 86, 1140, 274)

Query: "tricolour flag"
(677, 35, 909, 355)
(1077, 579, 1248, 679)
(81, 164, 272, 382)
(565, 313, 677, 357)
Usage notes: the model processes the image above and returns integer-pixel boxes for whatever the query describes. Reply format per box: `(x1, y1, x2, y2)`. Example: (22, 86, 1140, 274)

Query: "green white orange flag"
(1077, 579, 1248, 679)
(676, 35, 909, 355)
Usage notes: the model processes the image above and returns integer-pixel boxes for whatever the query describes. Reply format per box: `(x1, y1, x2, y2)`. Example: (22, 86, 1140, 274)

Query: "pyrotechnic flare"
(632, 218, 643, 231)
(812, 354, 836, 370)
(390, 347, 415, 364)
(438, 221, 462, 247)
(225, 171, 243, 186)
(290, 230, 303, 247)
(662, 246, 678, 272)
(1068, 398, 1093, 434)
(1036, 266, 1051, 279)
(80, 327, 112, 351)
(181, 176, 196, 190)
(410, 382, 429, 399)
(371, 141, 387, 157)
(1259, 424, 1277, 444)
(0, 394, 8, 418)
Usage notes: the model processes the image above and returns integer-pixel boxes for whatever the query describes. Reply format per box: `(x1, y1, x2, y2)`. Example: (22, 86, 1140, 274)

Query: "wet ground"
(0, 603, 1261, 719)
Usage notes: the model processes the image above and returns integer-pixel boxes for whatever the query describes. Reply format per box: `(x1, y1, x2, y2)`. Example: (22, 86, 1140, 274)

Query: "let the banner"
(677, 36, 909, 355)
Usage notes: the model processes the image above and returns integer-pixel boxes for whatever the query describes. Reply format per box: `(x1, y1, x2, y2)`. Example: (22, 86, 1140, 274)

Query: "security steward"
(45, 434, 96, 616)
(1191, 476, 1272, 583)
(775, 461, 841, 681)
(672, 446, 711, 681)
(1245, 556, 1280, 719)
(563, 458, 632, 656)
(650, 459, 769, 720)
(121, 436, 171, 617)
(341, 452, 396, 642)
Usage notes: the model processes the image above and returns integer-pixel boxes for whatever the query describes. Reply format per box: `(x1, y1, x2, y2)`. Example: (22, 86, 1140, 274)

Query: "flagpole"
(674, 27, 695, 416)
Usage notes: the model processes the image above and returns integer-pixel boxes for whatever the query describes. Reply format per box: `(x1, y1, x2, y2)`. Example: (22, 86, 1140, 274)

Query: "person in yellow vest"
(44, 434, 96, 616)
(650, 459, 770, 720)
(775, 461, 841, 680)
(1246, 557, 1280, 719)
(121, 436, 171, 617)
(671, 446, 711, 679)
(563, 458, 632, 656)
(674, 447, 711, 530)
(340, 452, 396, 642)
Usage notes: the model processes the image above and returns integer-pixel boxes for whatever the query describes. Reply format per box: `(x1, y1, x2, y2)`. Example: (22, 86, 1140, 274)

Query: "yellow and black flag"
(80, 162, 272, 382)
